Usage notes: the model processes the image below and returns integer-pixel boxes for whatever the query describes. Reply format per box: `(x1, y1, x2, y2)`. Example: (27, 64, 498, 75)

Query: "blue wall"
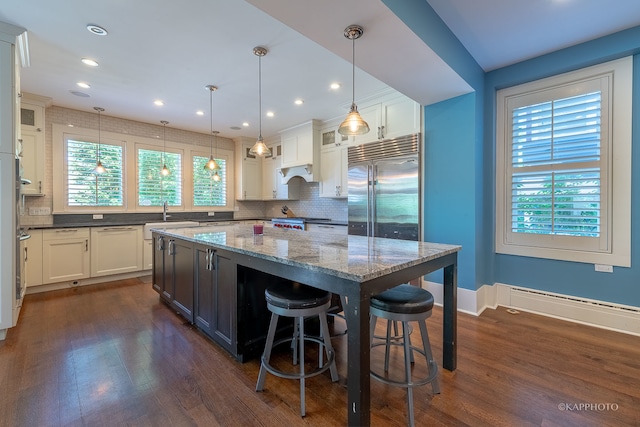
(385, 0, 640, 306)
(485, 30, 640, 306)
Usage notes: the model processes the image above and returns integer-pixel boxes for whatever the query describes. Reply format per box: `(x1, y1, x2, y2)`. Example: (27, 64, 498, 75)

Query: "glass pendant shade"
(161, 164, 170, 176)
(338, 102, 370, 135)
(339, 25, 370, 136)
(212, 170, 221, 182)
(93, 160, 106, 175)
(205, 155, 220, 171)
(250, 137, 271, 157)
(93, 106, 107, 174)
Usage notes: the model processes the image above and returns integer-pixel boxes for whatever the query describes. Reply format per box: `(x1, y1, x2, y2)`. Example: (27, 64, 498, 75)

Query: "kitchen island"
(152, 223, 461, 427)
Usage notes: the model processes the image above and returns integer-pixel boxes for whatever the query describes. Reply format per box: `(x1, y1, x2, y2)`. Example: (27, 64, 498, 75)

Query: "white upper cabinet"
(20, 93, 50, 196)
(234, 137, 262, 201)
(350, 93, 421, 146)
(319, 124, 348, 198)
(279, 119, 321, 170)
(262, 143, 299, 200)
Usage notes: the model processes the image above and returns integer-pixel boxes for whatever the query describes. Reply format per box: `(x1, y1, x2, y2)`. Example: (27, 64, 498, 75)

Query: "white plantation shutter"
(193, 155, 227, 207)
(510, 92, 601, 237)
(66, 139, 123, 206)
(495, 57, 632, 266)
(138, 148, 182, 207)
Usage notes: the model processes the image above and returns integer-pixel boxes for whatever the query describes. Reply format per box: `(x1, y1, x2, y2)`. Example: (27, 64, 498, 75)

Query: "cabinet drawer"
(43, 228, 90, 240)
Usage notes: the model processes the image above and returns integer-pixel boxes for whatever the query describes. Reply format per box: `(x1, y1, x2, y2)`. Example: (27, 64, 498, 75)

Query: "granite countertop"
(155, 223, 460, 282)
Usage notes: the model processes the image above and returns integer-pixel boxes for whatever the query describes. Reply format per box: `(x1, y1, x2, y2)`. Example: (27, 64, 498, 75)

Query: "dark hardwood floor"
(1, 277, 638, 426)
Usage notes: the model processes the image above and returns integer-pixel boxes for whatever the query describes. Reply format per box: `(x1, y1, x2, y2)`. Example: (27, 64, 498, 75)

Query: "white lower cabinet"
(25, 229, 43, 287)
(42, 228, 91, 284)
(91, 226, 143, 277)
(143, 239, 153, 270)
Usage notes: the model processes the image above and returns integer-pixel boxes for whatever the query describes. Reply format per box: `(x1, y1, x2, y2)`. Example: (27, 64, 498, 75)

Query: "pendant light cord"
(258, 53, 263, 140)
(351, 34, 356, 106)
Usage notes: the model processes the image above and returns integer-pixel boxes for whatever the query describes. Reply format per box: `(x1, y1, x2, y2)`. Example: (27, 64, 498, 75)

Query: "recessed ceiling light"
(196, 110, 204, 116)
(70, 90, 90, 98)
(330, 83, 341, 90)
(77, 82, 90, 89)
(81, 58, 99, 67)
(242, 122, 249, 127)
(294, 99, 304, 105)
(86, 24, 108, 36)
(266, 111, 274, 117)
(154, 100, 164, 106)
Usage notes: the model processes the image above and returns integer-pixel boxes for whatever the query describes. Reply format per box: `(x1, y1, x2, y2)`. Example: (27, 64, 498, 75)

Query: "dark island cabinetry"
(153, 232, 275, 362)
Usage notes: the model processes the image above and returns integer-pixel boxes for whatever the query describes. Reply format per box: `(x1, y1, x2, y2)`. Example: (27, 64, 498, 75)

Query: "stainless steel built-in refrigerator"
(348, 134, 420, 240)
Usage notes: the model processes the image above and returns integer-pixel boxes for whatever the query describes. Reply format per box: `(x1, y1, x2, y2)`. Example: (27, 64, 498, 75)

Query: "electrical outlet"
(594, 264, 613, 273)
(207, 211, 215, 217)
(28, 207, 51, 216)
(93, 214, 103, 220)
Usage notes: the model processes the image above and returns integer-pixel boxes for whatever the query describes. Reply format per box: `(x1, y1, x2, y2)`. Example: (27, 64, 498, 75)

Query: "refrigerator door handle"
(369, 163, 377, 237)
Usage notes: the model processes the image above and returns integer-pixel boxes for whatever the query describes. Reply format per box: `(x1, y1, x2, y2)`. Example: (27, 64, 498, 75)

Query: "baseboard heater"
(505, 286, 640, 336)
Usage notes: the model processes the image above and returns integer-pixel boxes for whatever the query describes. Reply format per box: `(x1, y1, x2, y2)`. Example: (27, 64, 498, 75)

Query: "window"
(138, 148, 182, 207)
(193, 155, 227, 207)
(496, 57, 632, 266)
(66, 138, 123, 207)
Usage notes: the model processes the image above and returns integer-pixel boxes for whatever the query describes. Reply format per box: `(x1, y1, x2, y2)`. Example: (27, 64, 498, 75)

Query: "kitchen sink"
(143, 221, 200, 239)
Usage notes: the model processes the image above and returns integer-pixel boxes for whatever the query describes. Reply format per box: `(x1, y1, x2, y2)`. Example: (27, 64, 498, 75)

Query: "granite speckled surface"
(154, 224, 461, 282)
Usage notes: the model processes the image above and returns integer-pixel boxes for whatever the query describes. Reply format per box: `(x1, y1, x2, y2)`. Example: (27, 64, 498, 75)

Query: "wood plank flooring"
(1, 277, 638, 426)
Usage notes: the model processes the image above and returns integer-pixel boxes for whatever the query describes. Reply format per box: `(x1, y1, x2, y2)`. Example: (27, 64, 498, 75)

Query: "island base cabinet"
(195, 245, 237, 355)
(170, 239, 194, 323)
(152, 233, 194, 323)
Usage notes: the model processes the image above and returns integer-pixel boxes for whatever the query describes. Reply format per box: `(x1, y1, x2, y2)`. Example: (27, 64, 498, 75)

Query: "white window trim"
(495, 57, 632, 267)
(52, 124, 127, 213)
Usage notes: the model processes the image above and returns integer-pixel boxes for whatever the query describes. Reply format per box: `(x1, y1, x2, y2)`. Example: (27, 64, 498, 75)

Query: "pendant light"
(204, 85, 221, 171)
(249, 46, 272, 158)
(211, 131, 221, 182)
(93, 107, 106, 174)
(160, 120, 170, 176)
(338, 25, 370, 136)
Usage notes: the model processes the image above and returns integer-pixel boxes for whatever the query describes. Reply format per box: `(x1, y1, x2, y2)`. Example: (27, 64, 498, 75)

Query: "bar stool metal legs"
(370, 284, 440, 427)
(256, 282, 338, 417)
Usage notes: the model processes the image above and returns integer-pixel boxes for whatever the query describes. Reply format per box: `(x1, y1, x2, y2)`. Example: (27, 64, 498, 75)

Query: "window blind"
(67, 139, 123, 206)
(138, 148, 182, 206)
(510, 92, 601, 237)
(193, 156, 227, 207)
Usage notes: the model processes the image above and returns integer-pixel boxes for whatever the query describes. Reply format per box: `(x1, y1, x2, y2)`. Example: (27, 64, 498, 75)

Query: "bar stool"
(256, 281, 339, 417)
(369, 284, 440, 426)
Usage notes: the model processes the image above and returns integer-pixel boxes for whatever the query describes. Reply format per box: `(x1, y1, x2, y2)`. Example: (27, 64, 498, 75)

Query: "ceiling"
(2, 0, 639, 139)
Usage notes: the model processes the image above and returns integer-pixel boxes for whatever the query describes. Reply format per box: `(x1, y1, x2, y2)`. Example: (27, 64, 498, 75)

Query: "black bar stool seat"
(256, 281, 339, 417)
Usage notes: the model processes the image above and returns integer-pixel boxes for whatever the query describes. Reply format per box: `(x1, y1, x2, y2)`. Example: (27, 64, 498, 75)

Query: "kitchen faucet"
(163, 201, 170, 221)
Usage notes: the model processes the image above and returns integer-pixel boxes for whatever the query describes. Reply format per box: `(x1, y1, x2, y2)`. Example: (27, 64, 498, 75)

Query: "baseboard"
(25, 270, 151, 295)
(421, 279, 640, 336)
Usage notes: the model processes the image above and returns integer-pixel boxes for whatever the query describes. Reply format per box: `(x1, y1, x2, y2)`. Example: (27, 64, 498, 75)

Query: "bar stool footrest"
(261, 335, 336, 380)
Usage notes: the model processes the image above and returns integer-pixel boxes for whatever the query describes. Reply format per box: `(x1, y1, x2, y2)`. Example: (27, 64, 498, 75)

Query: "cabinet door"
(351, 103, 381, 146)
(212, 251, 236, 352)
(170, 239, 194, 322)
(382, 96, 421, 140)
(240, 158, 261, 200)
(25, 230, 43, 287)
(152, 235, 165, 296)
(90, 226, 143, 277)
(20, 129, 45, 195)
(262, 155, 277, 199)
(42, 229, 90, 284)
(320, 145, 348, 198)
(195, 246, 214, 334)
